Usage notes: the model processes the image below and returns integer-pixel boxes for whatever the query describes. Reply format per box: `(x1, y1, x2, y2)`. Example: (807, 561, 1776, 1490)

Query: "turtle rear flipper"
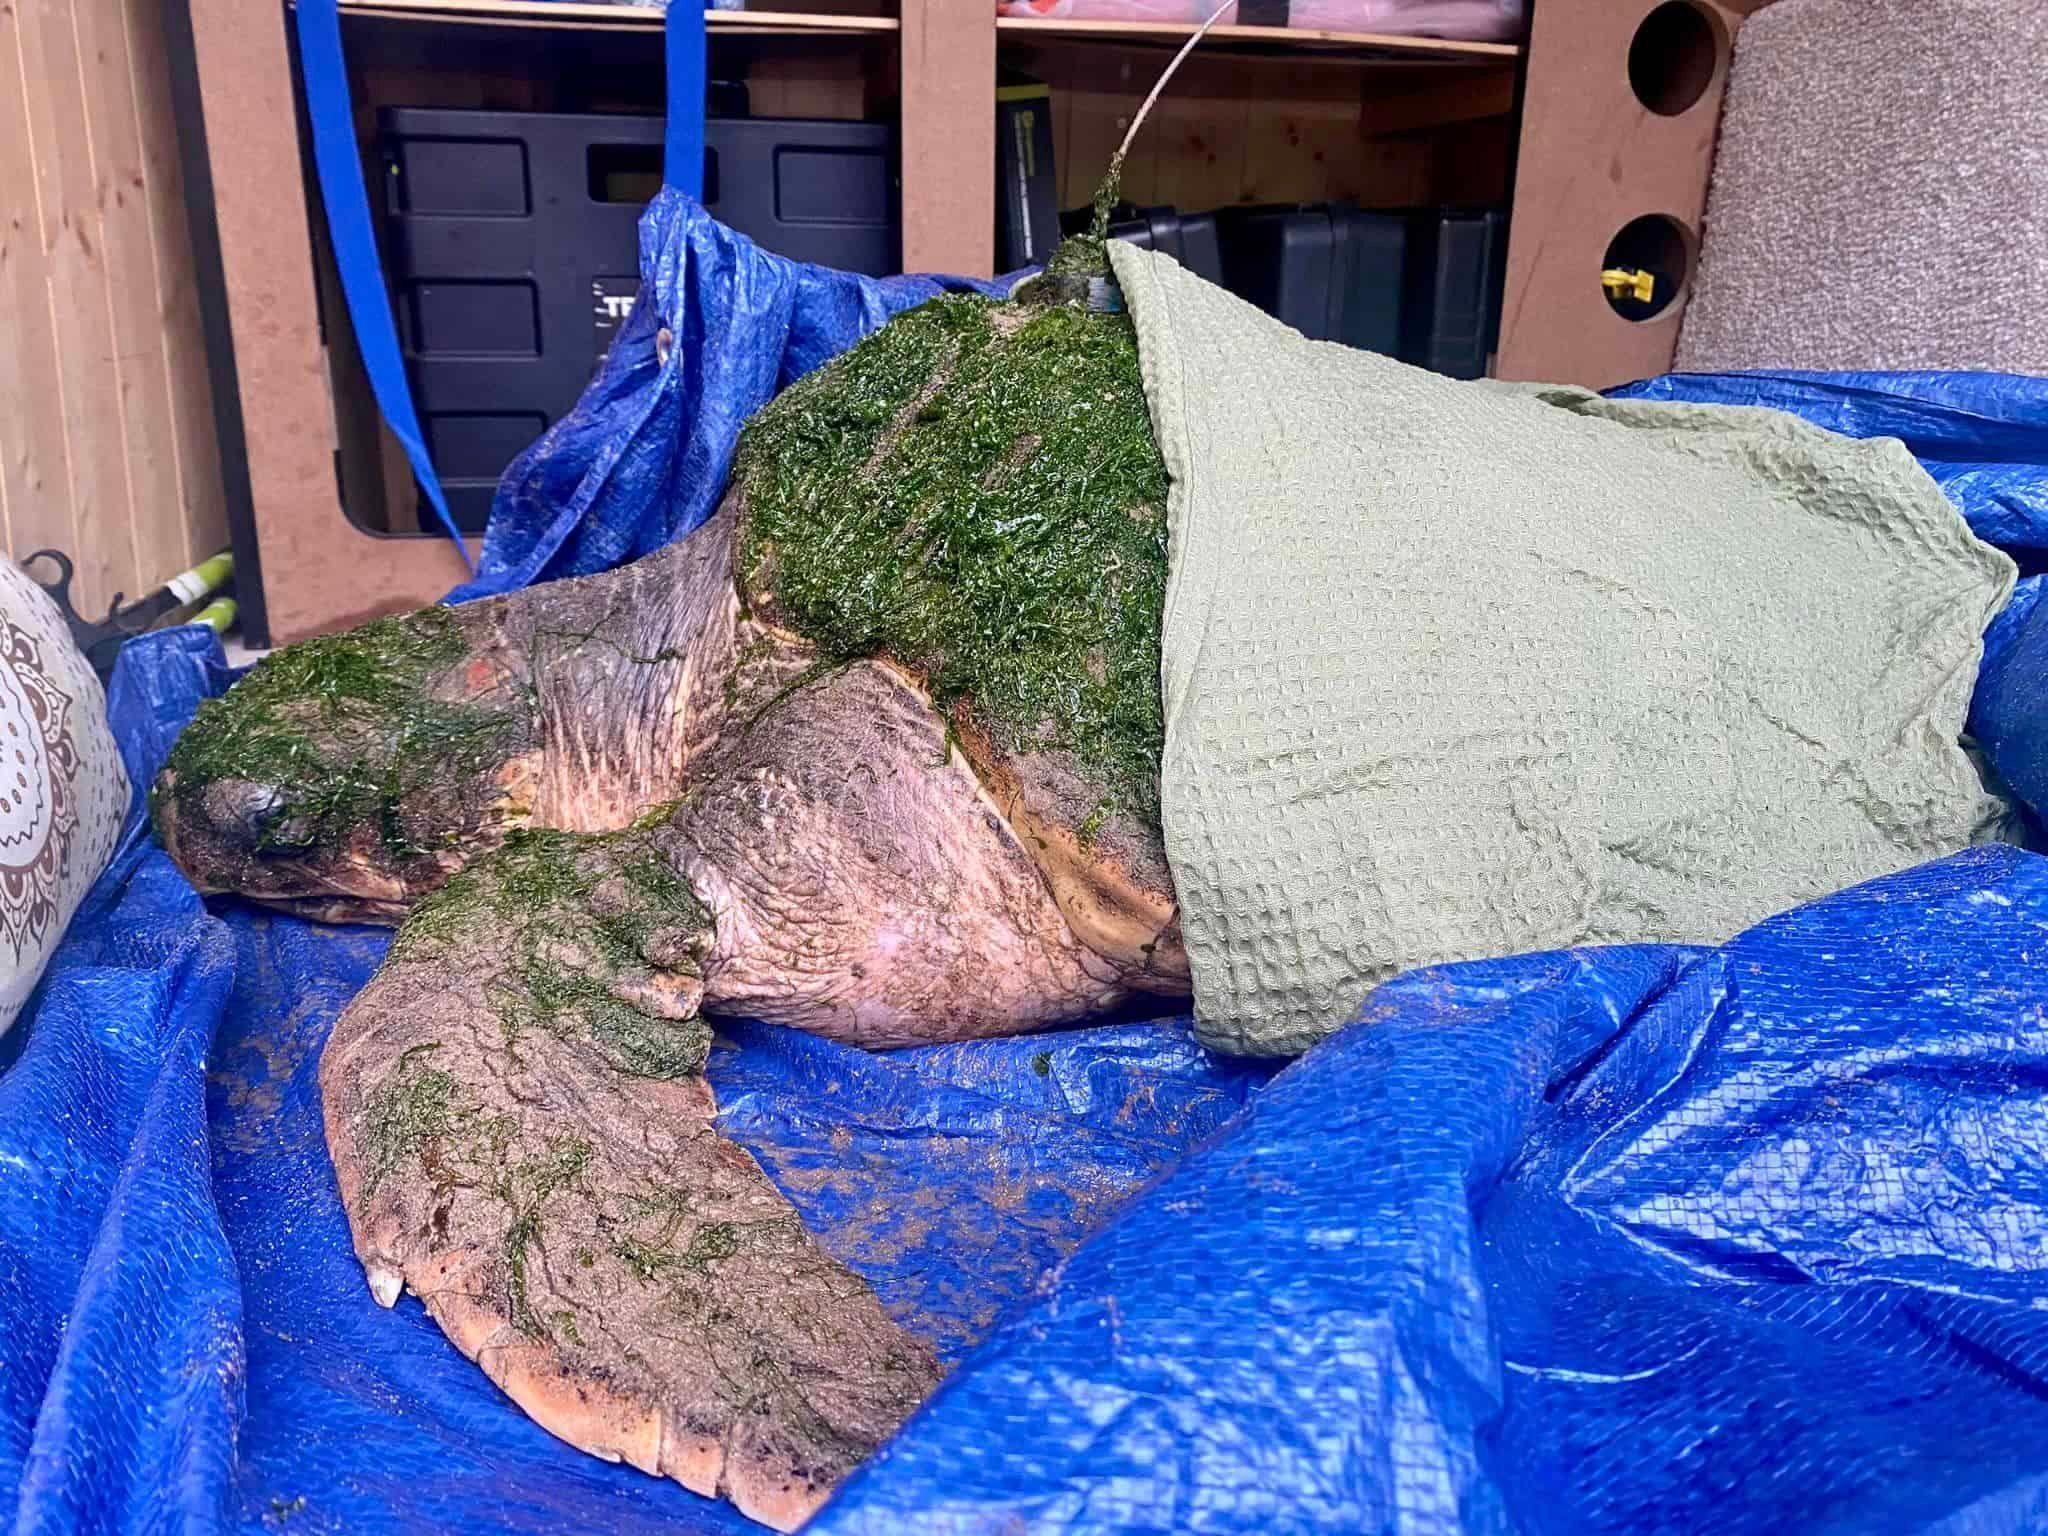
(319, 825, 943, 1532)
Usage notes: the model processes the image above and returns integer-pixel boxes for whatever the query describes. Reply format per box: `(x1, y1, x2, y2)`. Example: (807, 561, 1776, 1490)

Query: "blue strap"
(665, 1, 708, 196)
(294, 0, 471, 562)
(292, 0, 710, 561)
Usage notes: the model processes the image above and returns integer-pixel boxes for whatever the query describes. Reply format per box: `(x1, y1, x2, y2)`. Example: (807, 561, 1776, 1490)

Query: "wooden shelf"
(330, 3, 1516, 56)
(332, 1, 900, 35)
(996, 15, 1520, 61)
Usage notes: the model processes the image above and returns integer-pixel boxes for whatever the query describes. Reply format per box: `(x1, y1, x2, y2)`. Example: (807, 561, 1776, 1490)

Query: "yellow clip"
(1601, 267, 1657, 304)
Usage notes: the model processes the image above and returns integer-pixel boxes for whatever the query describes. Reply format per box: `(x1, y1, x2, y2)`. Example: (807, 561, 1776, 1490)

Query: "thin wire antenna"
(1091, 0, 1237, 238)
(1116, 0, 1236, 169)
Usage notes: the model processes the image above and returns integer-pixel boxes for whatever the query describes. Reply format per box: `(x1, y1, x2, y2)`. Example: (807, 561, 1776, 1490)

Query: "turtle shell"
(729, 282, 1181, 980)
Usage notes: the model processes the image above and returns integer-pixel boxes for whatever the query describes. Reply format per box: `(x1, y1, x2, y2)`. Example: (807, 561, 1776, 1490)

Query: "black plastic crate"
(996, 74, 1061, 271)
(1058, 203, 1227, 287)
(1106, 206, 1226, 288)
(379, 107, 898, 531)
(1211, 202, 1507, 376)
(1401, 206, 1508, 381)
(1213, 203, 1410, 355)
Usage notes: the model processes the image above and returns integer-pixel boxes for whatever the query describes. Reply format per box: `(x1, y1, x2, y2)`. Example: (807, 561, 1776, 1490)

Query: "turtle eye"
(255, 811, 320, 856)
(201, 780, 319, 857)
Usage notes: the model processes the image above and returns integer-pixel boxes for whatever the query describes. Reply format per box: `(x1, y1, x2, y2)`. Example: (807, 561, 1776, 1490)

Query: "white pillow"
(0, 561, 129, 1037)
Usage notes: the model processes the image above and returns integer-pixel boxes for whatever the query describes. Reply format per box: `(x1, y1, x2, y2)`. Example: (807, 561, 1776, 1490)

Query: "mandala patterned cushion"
(0, 562, 128, 1038)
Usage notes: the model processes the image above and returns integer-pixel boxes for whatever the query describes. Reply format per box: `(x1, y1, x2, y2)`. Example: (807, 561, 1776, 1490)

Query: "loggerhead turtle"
(154, 245, 1186, 1531)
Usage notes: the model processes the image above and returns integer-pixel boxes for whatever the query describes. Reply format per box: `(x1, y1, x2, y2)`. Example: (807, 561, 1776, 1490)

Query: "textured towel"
(1112, 243, 2017, 1056)
(1676, 0, 2048, 373)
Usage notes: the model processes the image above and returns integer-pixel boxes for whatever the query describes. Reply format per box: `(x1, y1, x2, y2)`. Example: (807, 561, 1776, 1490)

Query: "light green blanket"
(1110, 244, 2017, 1057)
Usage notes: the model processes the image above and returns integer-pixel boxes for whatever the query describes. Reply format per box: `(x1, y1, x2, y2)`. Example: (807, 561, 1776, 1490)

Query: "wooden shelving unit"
(170, 0, 1555, 643)
(336, 0, 900, 34)
(329, 0, 1518, 55)
(304, 2, 1528, 279)
(995, 15, 1519, 61)
(315, 1, 1525, 274)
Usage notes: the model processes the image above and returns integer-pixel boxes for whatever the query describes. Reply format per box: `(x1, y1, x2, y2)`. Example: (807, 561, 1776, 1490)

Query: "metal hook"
(16, 547, 229, 681)
(21, 549, 126, 637)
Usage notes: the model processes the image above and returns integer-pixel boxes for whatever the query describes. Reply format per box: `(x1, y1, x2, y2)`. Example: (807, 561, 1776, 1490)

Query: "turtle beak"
(154, 772, 294, 884)
(152, 768, 407, 922)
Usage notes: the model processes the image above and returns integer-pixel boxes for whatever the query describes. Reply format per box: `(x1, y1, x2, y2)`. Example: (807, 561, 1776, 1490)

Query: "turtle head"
(152, 606, 536, 923)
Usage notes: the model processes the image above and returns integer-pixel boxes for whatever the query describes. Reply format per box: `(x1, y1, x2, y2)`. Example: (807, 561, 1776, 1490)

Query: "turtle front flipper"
(318, 824, 943, 1533)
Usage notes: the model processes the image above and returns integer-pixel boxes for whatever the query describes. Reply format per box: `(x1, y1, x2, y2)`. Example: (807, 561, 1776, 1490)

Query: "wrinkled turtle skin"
(153, 245, 1184, 1531)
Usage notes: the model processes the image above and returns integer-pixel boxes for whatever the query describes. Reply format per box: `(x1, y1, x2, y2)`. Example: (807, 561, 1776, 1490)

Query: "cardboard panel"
(1494, 0, 1753, 389)
(901, 0, 995, 276)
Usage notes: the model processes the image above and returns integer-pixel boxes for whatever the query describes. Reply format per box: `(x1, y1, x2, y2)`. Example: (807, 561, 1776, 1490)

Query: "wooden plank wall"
(0, 0, 227, 617)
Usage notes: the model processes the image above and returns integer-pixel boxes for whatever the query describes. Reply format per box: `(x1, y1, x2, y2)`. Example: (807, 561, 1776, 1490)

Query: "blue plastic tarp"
(6, 190, 2048, 1535)
(821, 846, 2048, 1536)
(449, 190, 1011, 603)
(0, 625, 1269, 1535)
(824, 363, 2048, 1533)
(1612, 370, 2048, 566)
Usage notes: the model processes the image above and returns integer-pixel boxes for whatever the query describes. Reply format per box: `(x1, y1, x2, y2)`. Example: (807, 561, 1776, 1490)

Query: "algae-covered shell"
(729, 275, 1176, 956)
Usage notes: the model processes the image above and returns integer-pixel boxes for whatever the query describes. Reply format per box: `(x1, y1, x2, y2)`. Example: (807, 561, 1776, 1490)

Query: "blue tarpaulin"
(1, 622, 1270, 1536)
(3, 185, 2048, 1535)
(820, 847, 2048, 1536)
(447, 190, 1011, 604)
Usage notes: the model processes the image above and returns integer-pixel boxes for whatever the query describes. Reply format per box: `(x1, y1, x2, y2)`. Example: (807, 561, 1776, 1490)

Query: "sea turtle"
(154, 245, 1185, 1530)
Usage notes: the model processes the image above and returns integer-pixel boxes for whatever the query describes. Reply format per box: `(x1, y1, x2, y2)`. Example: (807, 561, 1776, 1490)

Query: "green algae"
(360, 1043, 463, 1197)
(1048, 231, 1112, 279)
(358, 823, 719, 1344)
(360, 1042, 521, 1198)
(156, 606, 522, 860)
(612, 1186, 801, 1321)
(734, 292, 1169, 826)
(358, 1041, 605, 1340)
(360, 1038, 604, 1340)
(613, 1198, 748, 1285)
(393, 826, 712, 1080)
(583, 993, 709, 1080)
(502, 1135, 594, 1335)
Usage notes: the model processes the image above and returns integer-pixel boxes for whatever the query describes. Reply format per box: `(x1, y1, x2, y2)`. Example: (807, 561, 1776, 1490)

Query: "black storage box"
(1055, 203, 1226, 286)
(379, 107, 899, 531)
(1105, 206, 1226, 288)
(1212, 202, 1508, 377)
(1214, 204, 1411, 355)
(1401, 206, 1508, 381)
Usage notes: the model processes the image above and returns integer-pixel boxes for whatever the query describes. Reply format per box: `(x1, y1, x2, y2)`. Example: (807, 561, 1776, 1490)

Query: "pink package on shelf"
(994, 0, 1525, 43)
